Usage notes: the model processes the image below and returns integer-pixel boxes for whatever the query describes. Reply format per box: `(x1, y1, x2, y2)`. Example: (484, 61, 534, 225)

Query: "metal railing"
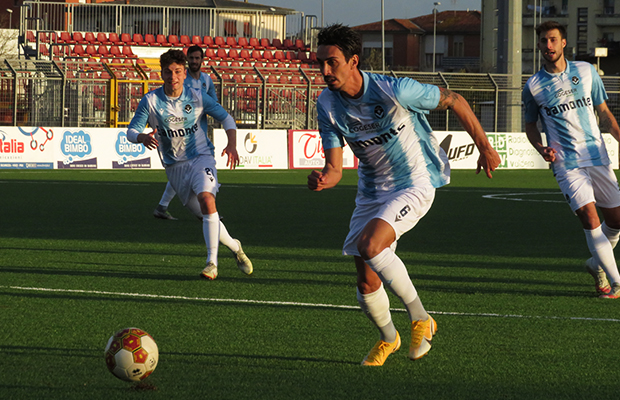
(3, 59, 620, 133)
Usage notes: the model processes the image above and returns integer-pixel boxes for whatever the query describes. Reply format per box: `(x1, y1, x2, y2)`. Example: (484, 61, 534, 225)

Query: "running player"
(128, 49, 252, 280)
(308, 24, 500, 366)
(153, 45, 219, 220)
(523, 21, 620, 298)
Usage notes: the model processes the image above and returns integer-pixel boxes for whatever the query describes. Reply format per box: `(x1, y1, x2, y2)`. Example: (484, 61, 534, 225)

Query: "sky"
(258, 0, 482, 27)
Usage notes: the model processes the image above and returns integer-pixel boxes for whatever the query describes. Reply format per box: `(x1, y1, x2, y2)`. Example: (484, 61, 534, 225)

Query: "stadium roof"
(103, 0, 296, 13)
(353, 10, 481, 34)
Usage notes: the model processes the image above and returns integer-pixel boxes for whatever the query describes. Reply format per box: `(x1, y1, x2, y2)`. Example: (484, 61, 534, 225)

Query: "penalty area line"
(3, 285, 620, 323)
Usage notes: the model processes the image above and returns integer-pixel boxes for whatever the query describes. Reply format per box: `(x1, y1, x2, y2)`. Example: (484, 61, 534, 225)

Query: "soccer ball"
(104, 327, 159, 382)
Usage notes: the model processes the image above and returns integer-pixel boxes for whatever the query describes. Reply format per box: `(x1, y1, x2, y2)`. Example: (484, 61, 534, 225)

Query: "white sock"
(366, 248, 418, 305)
(159, 182, 176, 208)
(356, 285, 398, 343)
(203, 213, 220, 265)
(219, 221, 239, 252)
(585, 227, 620, 284)
(602, 221, 620, 249)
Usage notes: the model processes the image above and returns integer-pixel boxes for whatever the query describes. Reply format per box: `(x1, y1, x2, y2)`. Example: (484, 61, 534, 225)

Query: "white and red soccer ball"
(104, 327, 159, 382)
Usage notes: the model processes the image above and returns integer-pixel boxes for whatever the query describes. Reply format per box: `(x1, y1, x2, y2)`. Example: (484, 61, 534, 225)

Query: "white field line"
(2, 285, 620, 323)
(482, 192, 565, 203)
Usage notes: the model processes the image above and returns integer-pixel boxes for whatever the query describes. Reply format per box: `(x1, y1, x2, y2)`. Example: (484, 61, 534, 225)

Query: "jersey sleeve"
(206, 78, 218, 102)
(522, 84, 539, 124)
(317, 100, 345, 150)
(202, 90, 232, 122)
(590, 64, 609, 106)
(393, 78, 440, 114)
(127, 95, 152, 142)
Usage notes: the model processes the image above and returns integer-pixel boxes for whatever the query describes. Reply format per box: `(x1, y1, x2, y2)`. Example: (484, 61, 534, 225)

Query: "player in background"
(128, 49, 253, 280)
(308, 24, 500, 366)
(153, 45, 218, 220)
(523, 21, 620, 299)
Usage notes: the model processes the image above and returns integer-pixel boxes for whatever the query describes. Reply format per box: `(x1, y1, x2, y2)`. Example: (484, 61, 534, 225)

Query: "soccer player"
(153, 45, 219, 220)
(523, 21, 620, 299)
(128, 49, 253, 280)
(307, 24, 501, 366)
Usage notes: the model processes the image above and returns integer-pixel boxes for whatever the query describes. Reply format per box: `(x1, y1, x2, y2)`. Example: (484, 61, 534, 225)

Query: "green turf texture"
(1, 169, 619, 399)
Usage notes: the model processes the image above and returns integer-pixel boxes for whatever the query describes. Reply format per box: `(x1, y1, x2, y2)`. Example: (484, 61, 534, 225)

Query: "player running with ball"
(308, 24, 500, 366)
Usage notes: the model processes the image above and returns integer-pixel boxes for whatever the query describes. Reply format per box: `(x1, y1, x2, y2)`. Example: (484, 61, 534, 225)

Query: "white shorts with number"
(165, 154, 220, 206)
(342, 182, 436, 257)
(555, 164, 620, 212)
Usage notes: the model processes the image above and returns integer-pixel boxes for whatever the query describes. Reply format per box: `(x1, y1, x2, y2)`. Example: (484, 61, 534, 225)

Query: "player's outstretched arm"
(436, 88, 501, 178)
(525, 122, 556, 162)
(221, 129, 240, 169)
(308, 147, 343, 191)
(596, 101, 620, 143)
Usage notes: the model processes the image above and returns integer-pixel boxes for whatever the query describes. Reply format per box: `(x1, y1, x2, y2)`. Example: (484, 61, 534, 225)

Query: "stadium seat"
(85, 45, 98, 57)
(39, 44, 50, 57)
(294, 39, 309, 52)
(180, 35, 191, 47)
(72, 44, 86, 58)
(133, 34, 147, 46)
(239, 49, 252, 61)
(150, 71, 161, 80)
(217, 48, 231, 61)
(263, 50, 274, 61)
(260, 38, 276, 50)
(286, 51, 301, 63)
(238, 37, 252, 49)
(73, 32, 87, 44)
(203, 36, 216, 48)
(228, 48, 240, 60)
(97, 45, 110, 57)
(249, 37, 264, 50)
(108, 33, 122, 45)
(58, 32, 75, 44)
(26, 31, 36, 44)
(251, 50, 263, 61)
(157, 34, 172, 46)
(109, 45, 125, 58)
(226, 36, 240, 48)
(122, 46, 138, 58)
(84, 32, 98, 44)
(271, 38, 284, 49)
(214, 36, 229, 48)
(205, 48, 219, 60)
(274, 50, 285, 62)
(97, 32, 112, 45)
(136, 58, 151, 72)
(283, 38, 295, 50)
(144, 34, 158, 46)
(191, 35, 203, 47)
(120, 33, 137, 46)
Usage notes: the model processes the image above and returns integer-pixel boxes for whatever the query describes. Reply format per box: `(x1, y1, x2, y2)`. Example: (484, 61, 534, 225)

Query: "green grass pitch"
(1, 169, 619, 399)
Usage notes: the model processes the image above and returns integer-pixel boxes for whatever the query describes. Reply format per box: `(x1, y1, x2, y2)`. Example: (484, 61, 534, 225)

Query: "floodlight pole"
(433, 2, 440, 73)
(6, 9, 12, 29)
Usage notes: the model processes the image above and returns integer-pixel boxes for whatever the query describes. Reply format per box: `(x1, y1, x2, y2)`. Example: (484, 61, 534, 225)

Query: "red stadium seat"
(260, 38, 275, 50)
(58, 32, 75, 44)
(168, 35, 182, 47)
(120, 33, 137, 46)
(132, 34, 147, 46)
(97, 45, 110, 57)
(73, 32, 87, 44)
(271, 38, 284, 49)
(249, 37, 264, 50)
(96, 32, 112, 45)
(203, 36, 216, 48)
(238, 37, 252, 49)
(122, 46, 138, 58)
(108, 33, 122, 45)
(214, 36, 229, 48)
(157, 34, 172, 46)
(191, 35, 203, 46)
(84, 32, 98, 44)
(226, 36, 240, 48)
(180, 35, 191, 47)
(109, 45, 125, 58)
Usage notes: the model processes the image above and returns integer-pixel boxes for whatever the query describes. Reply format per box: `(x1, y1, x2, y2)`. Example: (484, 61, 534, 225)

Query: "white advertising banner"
(213, 129, 288, 169)
(0, 127, 55, 169)
(288, 130, 358, 169)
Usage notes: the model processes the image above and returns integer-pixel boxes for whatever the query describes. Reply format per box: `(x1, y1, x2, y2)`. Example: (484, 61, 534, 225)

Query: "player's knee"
(357, 239, 386, 261)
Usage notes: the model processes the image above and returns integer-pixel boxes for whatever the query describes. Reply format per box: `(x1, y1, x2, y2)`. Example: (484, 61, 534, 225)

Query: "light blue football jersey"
(127, 86, 230, 166)
(185, 72, 218, 101)
(523, 61, 610, 174)
(317, 71, 450, 202)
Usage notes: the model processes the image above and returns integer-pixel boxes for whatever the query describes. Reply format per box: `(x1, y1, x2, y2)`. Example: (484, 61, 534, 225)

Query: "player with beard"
(308, 24, 500, 366)
(523, 21, 620, 298)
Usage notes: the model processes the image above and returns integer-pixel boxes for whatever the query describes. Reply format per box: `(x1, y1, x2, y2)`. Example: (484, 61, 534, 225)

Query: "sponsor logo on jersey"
(348, 123, 405, 150)
(554, 88, 577, 99)
(544, 96, 592, 116)
(348, 120, 381, 133)
(374, 105, 385, 119)
(571, 76, 580, 85)
(395, 204, 411, 222)
(184, 104, 193, 114)
(165, 115, 187, 123)
(156, 122, 199, 138)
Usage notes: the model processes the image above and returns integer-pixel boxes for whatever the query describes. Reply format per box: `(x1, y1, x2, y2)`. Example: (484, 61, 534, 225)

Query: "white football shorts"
(555, 164, 620, 212)
(342, 182, 436, 257)
(165, 154, 220, 206)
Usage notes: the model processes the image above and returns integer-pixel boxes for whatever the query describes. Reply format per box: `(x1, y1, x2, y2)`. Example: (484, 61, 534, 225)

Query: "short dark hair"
(160, 49, 187, 70)
(317, 23, 362, 64)
(187, 45, 203, 57)
(536, 21, 567, 40)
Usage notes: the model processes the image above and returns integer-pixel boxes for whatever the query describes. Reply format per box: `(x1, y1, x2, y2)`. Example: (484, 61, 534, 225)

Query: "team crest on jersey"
(571, 76, 580, 85)
(202, 83, 206, 89)
(184, 104, 193, 114)
(374, 105, 385, 119)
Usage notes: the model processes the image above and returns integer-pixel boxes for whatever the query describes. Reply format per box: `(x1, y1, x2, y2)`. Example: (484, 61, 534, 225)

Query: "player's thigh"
(165, 161, 193, 206)
(556, 168, 596, 212)
(189, 154, 220, 199)
(343, 185, 436, 257)
(590, 165, 620, 209)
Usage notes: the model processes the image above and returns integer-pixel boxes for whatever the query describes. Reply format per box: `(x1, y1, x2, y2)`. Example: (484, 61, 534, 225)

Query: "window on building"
(561, 0, 568, 14)
(605, 0, 615, 14)
(224, 20, 237, 36)
(453, 35, 464, 57)
(578, 25, 588, 42)
(362, 47, 393, 69)
(425, 53, 443, 69)
(577, 8, 588, 23)
(243, 22, 252, 38)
